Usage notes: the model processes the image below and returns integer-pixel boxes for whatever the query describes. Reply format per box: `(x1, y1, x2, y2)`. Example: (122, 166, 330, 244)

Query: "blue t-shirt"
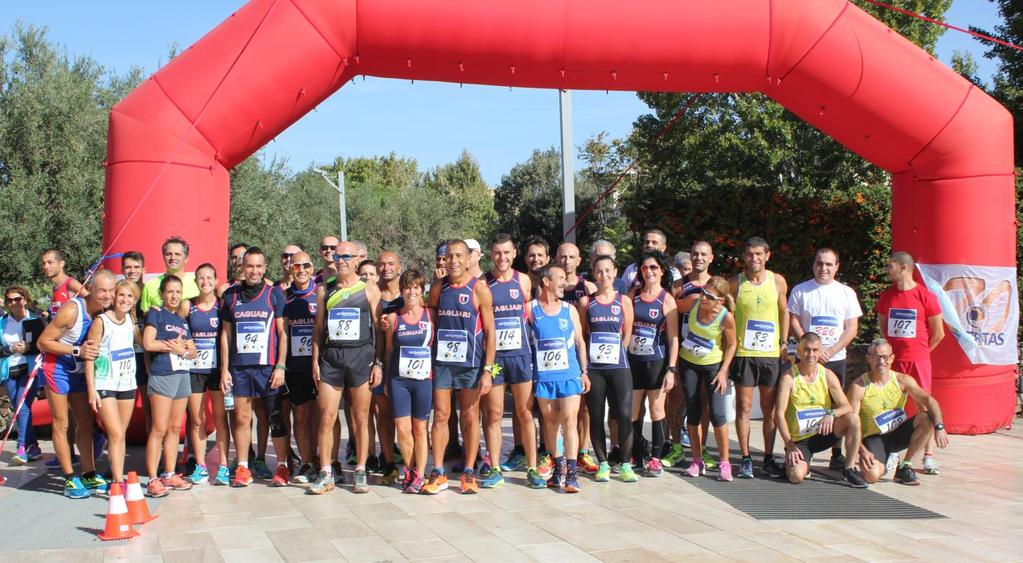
(146, 306, 192, 376)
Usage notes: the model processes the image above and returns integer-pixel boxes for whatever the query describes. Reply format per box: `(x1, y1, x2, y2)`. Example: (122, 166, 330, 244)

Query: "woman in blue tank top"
(530, 265, 589, 493)
(626, 251, 679, 478)
(578, 255, 638, 482)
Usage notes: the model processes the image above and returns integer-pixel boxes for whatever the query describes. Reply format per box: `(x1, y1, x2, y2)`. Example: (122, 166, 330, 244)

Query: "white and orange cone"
(125, 471, 157, 525)
(98, 482, 140, 541)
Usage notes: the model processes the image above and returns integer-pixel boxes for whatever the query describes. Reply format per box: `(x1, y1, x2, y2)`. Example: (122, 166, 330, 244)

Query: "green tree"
(973, 0, 1023, 164)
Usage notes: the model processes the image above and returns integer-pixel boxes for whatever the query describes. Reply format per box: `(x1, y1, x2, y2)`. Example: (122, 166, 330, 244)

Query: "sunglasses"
(640, 264, 661, 271)
(701, 289, 724, 302)
(334, 254, 355, 262)
(4, 296, 24, 303)
(290, 262, 314, 271)
(320, 245, 335, 252)
(868, 354, 894, 361)
(281, 252, 294, 260)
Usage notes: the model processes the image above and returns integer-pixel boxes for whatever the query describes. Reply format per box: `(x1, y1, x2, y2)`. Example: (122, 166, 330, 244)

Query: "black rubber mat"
(681, 468, 945, 520)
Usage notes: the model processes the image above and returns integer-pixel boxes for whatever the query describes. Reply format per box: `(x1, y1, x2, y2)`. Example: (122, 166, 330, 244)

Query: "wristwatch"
(666, 366, 678, 374)
(274, 363, 286, 371)
(372, 360, 384, 368)
(71, 346, 81, 358)
(825, 408, 835, 417)
(934, 422, 945, 432)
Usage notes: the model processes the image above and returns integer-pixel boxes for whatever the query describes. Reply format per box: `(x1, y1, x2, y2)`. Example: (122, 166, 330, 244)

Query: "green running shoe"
(81, 472, 109, 494)
(661, 443, 686, 467)
(526, 467, 546, 489)
(701, 448, 717, 471)
(481, 469, 505, 488)
(64, 476, 90, 499)
(618, 462, 638, 483)
(594, 461, 611, 482)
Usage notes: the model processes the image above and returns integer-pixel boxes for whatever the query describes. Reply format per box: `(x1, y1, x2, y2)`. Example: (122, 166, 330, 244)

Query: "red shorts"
(891, 358, 932, 416)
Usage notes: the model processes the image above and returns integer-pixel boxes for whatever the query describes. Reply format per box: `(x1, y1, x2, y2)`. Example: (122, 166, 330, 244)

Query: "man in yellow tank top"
(847, 338, 949, 486)
(728, 237, 789, 479)
(775, 333, 866, 487)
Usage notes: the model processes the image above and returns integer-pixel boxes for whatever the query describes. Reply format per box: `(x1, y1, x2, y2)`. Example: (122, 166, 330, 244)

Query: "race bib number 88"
(328, 308, 361, 341)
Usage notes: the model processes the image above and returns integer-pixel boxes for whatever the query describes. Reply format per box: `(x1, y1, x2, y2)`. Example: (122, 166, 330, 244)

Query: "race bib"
(589, 332, 621, 365)
(236, 321, 267, 355)
(327, 308, 361, 341)
(874, 408, 907, 435)
(628, 325, 656, 357)
(169, 352, 191, 372)
(681, 332, 714, 358)
(398, 346, 431, 380)
(743, 319, 777, 352)
(110, 348, 136, 382)
(887, 308, 917, 339)
(536, 338, 569, 372)
(808, 316, 841, 347)
(495, 317, 523, 351)
(290, 324, 313, 358)
(796, 407, 826, 437)
(436, 329, 468, 363)
(193, 338, 218, 370)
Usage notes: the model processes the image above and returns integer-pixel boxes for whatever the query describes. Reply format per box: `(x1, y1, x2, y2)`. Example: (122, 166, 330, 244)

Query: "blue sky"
(2, 1, 1003, 185)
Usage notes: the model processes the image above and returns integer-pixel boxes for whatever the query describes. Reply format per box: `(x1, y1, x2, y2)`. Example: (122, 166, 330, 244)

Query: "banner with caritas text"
(917, 264, 1019, 366)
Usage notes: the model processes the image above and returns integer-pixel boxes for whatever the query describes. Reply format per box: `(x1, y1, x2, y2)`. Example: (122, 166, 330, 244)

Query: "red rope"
(563, 94, 702, 239)
(857, 0, 1023, 53)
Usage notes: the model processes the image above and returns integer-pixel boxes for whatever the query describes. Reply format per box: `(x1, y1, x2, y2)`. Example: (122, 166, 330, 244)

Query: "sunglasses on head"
(334, 254, 355, 262)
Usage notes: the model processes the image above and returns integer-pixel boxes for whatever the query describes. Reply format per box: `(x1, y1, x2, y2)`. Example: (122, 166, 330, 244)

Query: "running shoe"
(308, 471, 335, 495)
(81, 472, 109, 494)
(214, 465, 230, 486)
(46, 454, 79, 470)
(404, 470, 424, 494)
(718, 461, 733, 482)
(762, 455, 784, 479)
(271, 465, 290, 487)
(594, 461, 611, 482)
(189, 464, 209, 485)
(292, 463, 314, 484)
(680, 431, 691, 448)
(537, 453, 555, 480)
(63, 476, 90, 499)
(578, 452, 599, 475)
(885, 453, 901, 477)
(353, 469, 369, 493)
(380, 465, 400, 485)
(618, 462, 638, 483)
(481, 469, 504, 489)
(922, 454, 940, 475)
(229, 460, 238, 478)
(894, 463, 920, 486)
(331, 460, 346, 485)
(26, 443, 42, 462)
(644, 457, 664, 477)
(252, 458, 273, 480)
(400, 467, 415, 491)
(460, 469, 479, 494)
(683, 460, 704, 478)
(145, 477, 168, 498)
(526, 467, 546, 489)
(842, 468, 868, 489)
(828, 452, 846, 471)
(661, 443, 686, 468)
(564, 467, 580, 493)
(737, 456, 754, 479)
(501, 448, 526, 472)
(92, 431, 107, 462)
(607, 445, 623, 467)
(163, 473, 194, 491)
(422, 470, 448, 495)
(231, 465, 253, 487)
(11, 450, 28, 466)
(701, 448, 717, 471)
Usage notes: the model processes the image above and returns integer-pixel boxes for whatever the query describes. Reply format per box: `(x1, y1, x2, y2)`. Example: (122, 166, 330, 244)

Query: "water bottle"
(224, 385, 235, 411)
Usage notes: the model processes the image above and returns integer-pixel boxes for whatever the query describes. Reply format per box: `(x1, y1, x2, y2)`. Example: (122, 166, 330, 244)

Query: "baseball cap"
(465, 239, 482, 253)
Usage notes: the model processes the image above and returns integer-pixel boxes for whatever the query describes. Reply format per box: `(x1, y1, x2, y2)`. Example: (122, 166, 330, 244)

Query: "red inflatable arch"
(103, 0, 1017, 434)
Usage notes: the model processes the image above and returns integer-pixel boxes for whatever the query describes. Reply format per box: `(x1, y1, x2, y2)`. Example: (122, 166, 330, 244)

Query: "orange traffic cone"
(125, 472, 157, 525)
(98, 482, 140, 541)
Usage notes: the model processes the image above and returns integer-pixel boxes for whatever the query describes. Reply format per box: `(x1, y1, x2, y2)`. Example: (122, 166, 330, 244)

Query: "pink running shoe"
(684, 460, 704, 478)
(644, 457, 663, 477)
(718, 461, 733, 482)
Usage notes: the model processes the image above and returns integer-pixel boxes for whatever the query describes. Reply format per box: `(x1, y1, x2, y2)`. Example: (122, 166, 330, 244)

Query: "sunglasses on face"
(320, 245, 335, 252)
(290, 262, 314, 271)
(701, 289, 724, 301)
(281, 253, 294, 260)
(334, 254, 355, 262)
(868, 354, 894, 361)
(640, 264, 661, 272)
(5, 296, 24, 304)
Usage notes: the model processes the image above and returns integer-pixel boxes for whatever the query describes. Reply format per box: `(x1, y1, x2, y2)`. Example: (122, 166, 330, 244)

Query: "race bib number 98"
(436, 329, 468, 363)
(887, 308, 917, 339)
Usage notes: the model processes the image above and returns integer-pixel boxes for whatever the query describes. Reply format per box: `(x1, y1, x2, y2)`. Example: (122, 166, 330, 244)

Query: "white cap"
(465, 239, 482, 253)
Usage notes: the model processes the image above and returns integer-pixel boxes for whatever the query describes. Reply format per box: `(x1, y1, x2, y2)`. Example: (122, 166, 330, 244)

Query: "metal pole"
(338, 170, 348, 241)
(559, 89, 576, 243)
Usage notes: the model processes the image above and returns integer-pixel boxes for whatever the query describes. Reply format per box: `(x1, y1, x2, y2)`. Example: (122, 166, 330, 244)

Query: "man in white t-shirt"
(787, 247, 862, 469)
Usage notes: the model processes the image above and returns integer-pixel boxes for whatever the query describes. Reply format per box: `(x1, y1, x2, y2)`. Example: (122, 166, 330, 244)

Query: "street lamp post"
(314, 167, 348, 241)
(559, 89, 576, 243)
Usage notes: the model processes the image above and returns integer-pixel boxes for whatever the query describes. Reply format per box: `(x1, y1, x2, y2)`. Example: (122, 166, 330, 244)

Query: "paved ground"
(0, 417, 1021, 562)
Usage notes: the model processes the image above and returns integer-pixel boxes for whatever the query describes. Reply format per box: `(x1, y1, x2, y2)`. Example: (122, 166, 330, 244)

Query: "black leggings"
(682, 360, 728, 428)
(585, 369, 633, 463)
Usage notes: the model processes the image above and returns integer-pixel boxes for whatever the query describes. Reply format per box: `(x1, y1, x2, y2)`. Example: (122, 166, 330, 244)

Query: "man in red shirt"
(874, 251, 945, 474)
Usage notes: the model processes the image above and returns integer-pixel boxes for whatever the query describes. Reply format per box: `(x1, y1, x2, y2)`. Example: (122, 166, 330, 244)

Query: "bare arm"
(311, 286, 326, 383)
(788, 313, 805, 339)
(570, 306, 590, 393)
(476, 282, 496, 395)
(38, 301, 80, 357)
(84, 318, 104, 408)
(775, 372, 795, 447)
(663, 296, 679, 370)
(776, 273, 789, 358)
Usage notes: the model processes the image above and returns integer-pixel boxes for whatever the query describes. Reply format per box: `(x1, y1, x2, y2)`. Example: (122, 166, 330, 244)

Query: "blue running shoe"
(10, 451, 28, 466)
(500, 449, 526, 472)
(81, 472, 109, 494)
(190, 464, 210, 485)
(526, 468, 546, 489)
(26, 444, 42, 462)
(253, 458, 273, 480)
(681, 431, 691, 448)
(481, 469, 504, 489)
(64, 476, 90, 499)
(214, 465, 230, 486)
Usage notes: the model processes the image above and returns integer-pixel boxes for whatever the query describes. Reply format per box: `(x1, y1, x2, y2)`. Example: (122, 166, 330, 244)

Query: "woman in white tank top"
(84, 280, 139, 484)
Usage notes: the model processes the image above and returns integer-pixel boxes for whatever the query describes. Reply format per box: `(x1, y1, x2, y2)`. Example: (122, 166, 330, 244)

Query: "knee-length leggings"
(682, 360, 728, 428)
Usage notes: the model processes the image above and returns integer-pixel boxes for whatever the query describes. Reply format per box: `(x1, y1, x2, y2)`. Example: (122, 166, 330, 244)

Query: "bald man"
(557, 243, 596, 305)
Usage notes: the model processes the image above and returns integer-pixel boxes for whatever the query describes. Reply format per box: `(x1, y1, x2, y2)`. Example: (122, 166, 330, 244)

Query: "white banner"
(916, 263, 1019, 366)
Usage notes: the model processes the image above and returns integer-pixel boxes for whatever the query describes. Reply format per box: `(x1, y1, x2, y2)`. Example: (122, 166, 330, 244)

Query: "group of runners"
(0, 229, 951, 499)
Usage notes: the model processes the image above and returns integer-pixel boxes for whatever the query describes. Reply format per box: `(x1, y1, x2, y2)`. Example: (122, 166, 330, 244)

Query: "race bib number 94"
(887, 308, 917, 339)
(236, 321, 267, 355)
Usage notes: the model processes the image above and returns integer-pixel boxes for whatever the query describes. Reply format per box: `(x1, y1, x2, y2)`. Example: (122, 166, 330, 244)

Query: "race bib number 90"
(796, 407, 826, 437)
(290, 325, 313, 358)
(887, 308, 917, 339)
(193, 338, 218, 370)
(236, 321, 267, 355)
(536, 338, 569, 372)
(808, 316, 840, 348)
(328, 308, 361, 341)
(742, 319, 777, 353)
(436, 329, 468, 363)
(398, 346, 431, 380)
(495, 317, 523, 351)
(589, 332, 621, 365)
